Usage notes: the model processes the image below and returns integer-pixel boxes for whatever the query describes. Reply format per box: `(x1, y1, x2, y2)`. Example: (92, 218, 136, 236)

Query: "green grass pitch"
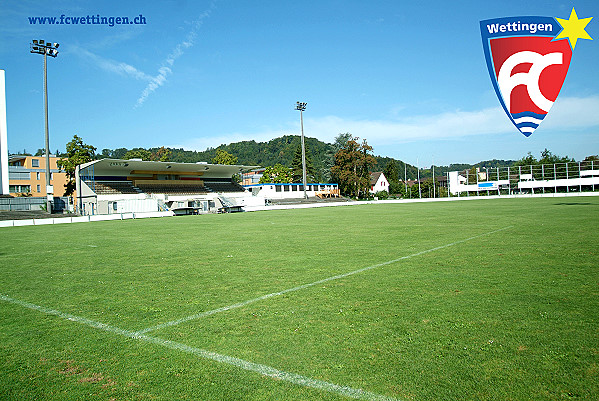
(1, 197, 598, 400)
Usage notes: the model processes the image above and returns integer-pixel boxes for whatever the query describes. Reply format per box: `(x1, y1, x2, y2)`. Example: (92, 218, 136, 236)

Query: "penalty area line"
(138, 225, 513, 334)
(0, 294, 401, 401)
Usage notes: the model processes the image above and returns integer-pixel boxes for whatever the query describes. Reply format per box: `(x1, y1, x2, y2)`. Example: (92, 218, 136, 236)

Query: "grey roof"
(78, 158, 259, 179)
(370, 171, 384, 186)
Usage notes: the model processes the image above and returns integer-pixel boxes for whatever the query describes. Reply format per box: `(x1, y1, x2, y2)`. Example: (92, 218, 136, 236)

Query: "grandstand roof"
(79, 158, 259, 178)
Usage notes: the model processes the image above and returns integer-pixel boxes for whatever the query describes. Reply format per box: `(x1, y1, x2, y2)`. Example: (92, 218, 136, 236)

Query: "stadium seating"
(135, 183, 209, 195)
(85, 181, 141, 195)
(86, 179, 245, 196)
(203, 181, 245, 193)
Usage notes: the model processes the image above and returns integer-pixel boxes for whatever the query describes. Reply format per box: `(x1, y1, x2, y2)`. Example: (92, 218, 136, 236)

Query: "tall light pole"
(30, 39, 59, 213)
(295, 101, 308, 199)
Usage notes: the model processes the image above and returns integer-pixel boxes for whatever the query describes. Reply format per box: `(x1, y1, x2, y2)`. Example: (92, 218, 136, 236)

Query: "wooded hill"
(99, 135, 517, 181)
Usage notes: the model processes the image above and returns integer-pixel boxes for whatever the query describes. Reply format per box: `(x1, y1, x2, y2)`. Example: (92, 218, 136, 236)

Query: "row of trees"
(52, 133, 597, 199)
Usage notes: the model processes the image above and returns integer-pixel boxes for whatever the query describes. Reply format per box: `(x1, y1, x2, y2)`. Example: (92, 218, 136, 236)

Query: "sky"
(0, 0, 597, 167)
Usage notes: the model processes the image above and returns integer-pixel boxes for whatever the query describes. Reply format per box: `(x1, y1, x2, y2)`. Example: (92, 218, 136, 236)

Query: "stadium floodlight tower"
(30, 39, 59, 213)
(295, 101, 308, 199)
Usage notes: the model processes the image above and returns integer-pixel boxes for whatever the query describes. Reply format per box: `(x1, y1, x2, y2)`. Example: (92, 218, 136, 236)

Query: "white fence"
(0, 210, 174, 228)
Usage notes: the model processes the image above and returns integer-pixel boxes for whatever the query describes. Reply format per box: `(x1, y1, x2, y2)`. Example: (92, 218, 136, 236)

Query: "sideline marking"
(138, 226, 513, 334)
(0, 294, 400, 401)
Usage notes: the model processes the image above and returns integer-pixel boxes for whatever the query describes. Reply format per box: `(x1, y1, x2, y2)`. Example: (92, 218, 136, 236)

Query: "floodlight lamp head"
(53, 43, 59, 48)
(295, 101, 307, 111)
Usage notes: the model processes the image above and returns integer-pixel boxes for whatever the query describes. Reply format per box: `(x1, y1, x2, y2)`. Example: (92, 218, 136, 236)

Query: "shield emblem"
(480, 16, 572, 137)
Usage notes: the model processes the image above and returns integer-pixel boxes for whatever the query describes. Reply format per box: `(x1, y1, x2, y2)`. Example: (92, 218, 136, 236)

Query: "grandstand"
(75, 159, 258, 215)
(448, 161, 599, 195)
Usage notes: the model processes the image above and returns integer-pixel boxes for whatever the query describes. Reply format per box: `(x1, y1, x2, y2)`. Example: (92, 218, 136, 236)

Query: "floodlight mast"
(30, 39, 59, 213)
(295, 101, 308, 199)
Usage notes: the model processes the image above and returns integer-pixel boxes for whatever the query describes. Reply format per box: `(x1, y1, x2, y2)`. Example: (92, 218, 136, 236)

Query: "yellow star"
(555, 7, 593, 49)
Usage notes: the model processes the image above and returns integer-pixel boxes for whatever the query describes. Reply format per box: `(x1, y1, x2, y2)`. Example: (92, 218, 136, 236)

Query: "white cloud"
(135, 7, 214, 107)
(75, 5, 215, 108)
(542, 95, 599, 129)
(77, 48, 152, 81)
(304, 95, 599, 147)
(171, 95, 599, 152)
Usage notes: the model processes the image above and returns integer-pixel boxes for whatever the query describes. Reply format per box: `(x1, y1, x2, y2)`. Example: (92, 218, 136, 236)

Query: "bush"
(374, 190, 389, 200)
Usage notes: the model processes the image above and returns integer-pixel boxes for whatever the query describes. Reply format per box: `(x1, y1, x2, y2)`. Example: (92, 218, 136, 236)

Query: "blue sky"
(1, 0, 597, 167)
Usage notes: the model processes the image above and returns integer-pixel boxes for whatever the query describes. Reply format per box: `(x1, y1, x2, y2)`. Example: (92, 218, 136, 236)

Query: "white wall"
(99, 198, 159, 214)
(370, 173, 389, 193)
(248, 184, 338, 199)
(0, 70, 9, 195)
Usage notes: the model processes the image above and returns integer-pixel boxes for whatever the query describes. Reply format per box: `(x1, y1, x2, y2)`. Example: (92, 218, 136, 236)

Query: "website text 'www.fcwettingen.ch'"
(28, 14, 147, 27)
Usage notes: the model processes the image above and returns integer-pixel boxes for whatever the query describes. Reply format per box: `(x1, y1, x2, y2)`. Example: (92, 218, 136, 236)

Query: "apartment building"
(8, 155, 70, 197)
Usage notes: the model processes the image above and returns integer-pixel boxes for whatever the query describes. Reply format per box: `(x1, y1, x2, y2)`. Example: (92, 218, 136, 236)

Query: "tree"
(538, 148, 573, 164)
(467, 166, 478, 184)
(582, 155, 599, 169)
(211, 148, 238, 165)
(330, 135, 376, 198)
(420, 178, 435, 198)
(35, 148, 44, 156)
(56, 135, 96, 196)
(291, 142, 316, 183)
(514, 152, 537, 167)
(113, 148, 128, 159)
(259, 164, 293, 183)
(383, 160, 402, 194)
(101, 148, 113, 158)
(324, 133, 352, 183)
(124, 148, 153, 160)
(152, 146, 172, 162)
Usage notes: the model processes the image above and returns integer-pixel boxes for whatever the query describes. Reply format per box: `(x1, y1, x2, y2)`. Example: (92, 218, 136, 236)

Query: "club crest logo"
(480, 8, 593, 137)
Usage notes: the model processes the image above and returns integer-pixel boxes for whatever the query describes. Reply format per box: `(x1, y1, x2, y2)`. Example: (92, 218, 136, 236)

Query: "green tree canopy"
(152, 146, 172, 162)
(514, 149, 574, 167)
(383, 160, 402, 194)
(291, 141, 316, 183)
(259, 164, 293, 184)
(124, 148, 153, 161)
(538, 148, 574, 165)
(211, 149, 238, 165)
(330, 136, 376, 198)
(56, 135, 96, 196)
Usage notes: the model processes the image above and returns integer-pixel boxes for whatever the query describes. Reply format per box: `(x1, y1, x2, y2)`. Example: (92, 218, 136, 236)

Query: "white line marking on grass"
(138, 226, 513, 334)
(0, 294, 401, 401)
